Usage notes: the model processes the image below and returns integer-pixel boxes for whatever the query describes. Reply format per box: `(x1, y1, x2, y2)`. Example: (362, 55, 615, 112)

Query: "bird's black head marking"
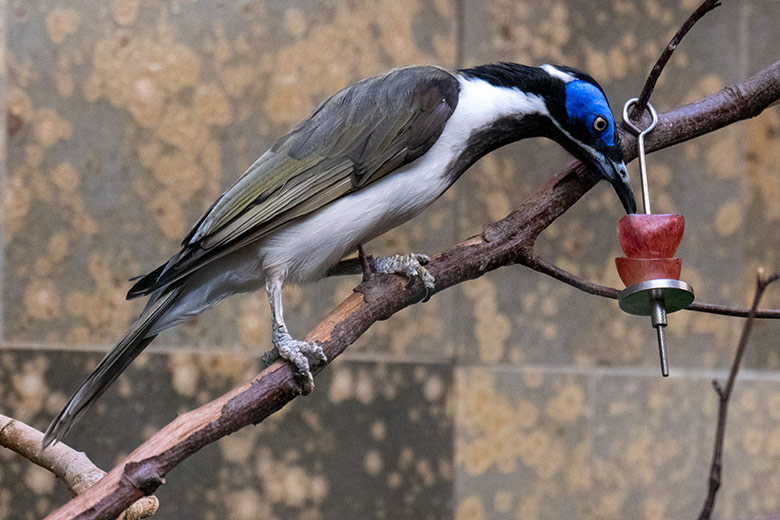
(459, 62, 559, 96)
(458, 62, 636, 213)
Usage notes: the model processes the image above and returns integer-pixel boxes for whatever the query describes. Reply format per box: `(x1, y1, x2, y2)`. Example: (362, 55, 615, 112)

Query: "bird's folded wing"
(128, 66, 460, 297)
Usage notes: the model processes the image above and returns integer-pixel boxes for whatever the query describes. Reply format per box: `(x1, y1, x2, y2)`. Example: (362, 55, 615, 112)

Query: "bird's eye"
(592, 116, 609, 133)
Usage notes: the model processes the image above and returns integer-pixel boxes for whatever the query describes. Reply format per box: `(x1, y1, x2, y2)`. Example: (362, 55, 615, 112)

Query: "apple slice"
(618, 214, 685, 259)
(615, 257, 682, 286)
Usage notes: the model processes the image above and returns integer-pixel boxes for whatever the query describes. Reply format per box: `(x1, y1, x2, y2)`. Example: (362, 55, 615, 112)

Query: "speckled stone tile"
(591, 373, 780, 519)
(3, 0, 458, 361)
(454, 367, 780, 520)
(0, 0, 7, 341)
(0, 348, 453, 519)
(453, 0, 775, 371)
(741, 0, 780, 371)
(454, 367, 592, 519)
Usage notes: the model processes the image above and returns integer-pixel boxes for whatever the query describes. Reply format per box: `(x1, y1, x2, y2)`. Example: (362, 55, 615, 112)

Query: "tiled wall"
(2, 1, 780, 518)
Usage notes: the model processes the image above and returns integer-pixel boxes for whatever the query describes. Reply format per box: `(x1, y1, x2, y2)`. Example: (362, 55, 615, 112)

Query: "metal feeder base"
(618, 279, 695, 316)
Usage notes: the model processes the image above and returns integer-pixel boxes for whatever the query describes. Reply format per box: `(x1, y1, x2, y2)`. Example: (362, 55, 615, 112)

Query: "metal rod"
(622, 98, 670, 377)
(649, 296, 669, 377)
(656, 325, 669, 377)
(622, 98, 658, 215)
(637, 132, 652, 214)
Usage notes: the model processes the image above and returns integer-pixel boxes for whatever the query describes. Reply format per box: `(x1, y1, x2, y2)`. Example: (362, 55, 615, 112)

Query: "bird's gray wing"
(128, 66, 460, 297)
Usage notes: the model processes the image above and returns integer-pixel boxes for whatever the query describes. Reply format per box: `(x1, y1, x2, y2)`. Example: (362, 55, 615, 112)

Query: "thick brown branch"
(623, 59, 780, 160)
(0, 414, 158, 519)
(46, 60, 780, 520)
(698, 271, 779, 520)
(629, 0, 722, 121)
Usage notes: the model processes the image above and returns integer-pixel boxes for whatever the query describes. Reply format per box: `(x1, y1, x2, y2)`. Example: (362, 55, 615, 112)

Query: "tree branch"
(697, 270, 779, 520)
(629, 0, 722, 122)
(0, 414, 158, 519)
(44, 57, 780, 520)
(632, 60, 780, 159)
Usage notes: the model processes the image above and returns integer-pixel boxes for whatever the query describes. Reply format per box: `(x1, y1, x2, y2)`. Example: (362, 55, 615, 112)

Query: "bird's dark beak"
(593, 156, 636, 214)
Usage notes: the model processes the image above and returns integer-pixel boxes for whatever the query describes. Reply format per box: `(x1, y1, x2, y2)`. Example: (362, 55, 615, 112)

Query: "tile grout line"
(451, 0, 466, 510)
(738, 0, 751, 282)
(740, 0, 750, 80)
(449, 0, 466, 371)
(0, 0, 7, 347)
(453, 0, 465, 69)
(7, 338, 780, 382)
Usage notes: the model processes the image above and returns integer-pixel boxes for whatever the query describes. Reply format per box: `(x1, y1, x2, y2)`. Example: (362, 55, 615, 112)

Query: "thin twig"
(0, 414, 158, 519)
(520, 254, 780, 318)
(331, 253, 780, 318)
(697, 270, 779, 520)
(628, 0, 722, 122)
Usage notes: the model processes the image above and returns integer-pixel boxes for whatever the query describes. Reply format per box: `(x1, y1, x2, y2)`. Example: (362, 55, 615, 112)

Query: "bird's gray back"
(128, 65, 460, 298)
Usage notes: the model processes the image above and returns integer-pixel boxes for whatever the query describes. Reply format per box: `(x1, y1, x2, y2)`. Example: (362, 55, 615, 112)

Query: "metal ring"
(622, 98, 658, 136)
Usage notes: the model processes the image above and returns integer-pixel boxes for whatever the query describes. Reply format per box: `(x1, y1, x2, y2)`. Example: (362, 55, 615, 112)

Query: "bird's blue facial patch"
(565, 80, 615, 146)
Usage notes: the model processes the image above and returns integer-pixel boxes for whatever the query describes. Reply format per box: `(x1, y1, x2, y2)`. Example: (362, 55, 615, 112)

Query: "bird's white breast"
(257, 155, 451, 282)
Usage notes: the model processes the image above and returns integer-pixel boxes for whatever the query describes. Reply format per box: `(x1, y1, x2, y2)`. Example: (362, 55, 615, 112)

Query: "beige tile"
(454, 367, 591, 519)
(0, 348, 454, 518)
(454, 367, 780, 520)
(2, 0, 458, 361)
(591, 373, 780, 519)
(742, 0, 780, 370)
(455, 0, 760, 371)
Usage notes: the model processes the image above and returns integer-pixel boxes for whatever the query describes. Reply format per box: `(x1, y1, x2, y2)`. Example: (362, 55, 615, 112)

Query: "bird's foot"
(263, 326, 327, 394)
(371, 253, 435, 294)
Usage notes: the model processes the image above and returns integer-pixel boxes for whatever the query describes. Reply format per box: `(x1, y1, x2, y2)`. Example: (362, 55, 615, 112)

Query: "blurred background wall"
(2, 0, 780, 518)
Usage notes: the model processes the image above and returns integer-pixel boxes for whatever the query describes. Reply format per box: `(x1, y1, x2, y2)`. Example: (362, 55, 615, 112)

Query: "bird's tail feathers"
(42, 286, 183, 448)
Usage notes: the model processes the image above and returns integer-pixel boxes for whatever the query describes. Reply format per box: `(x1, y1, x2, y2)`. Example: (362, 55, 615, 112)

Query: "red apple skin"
(618, 214, 685, 258)
(615, 257, 682, 286)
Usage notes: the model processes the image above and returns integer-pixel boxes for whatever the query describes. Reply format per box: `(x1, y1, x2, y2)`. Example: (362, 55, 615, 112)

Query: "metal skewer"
(622, 98, 658, 215)
(618, 98, 693, 377)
